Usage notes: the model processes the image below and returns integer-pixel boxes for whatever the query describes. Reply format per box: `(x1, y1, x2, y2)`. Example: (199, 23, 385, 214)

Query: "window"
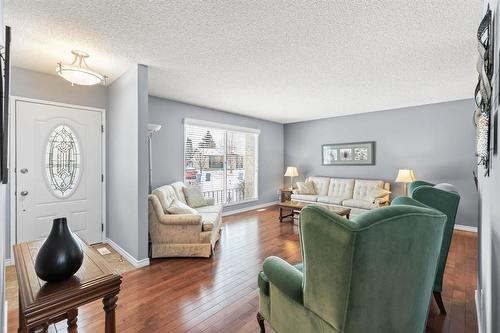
(184, 118, 259, 205)
(45, 124, 81, 198)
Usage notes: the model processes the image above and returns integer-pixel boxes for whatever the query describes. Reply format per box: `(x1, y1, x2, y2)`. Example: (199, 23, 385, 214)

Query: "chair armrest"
(205, 197, 215, 206)
(158, 214, 202, 225)
(263, 256, 303, 304)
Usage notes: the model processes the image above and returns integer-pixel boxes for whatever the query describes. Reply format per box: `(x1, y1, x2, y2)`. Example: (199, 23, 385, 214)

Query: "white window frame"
(183, 118, 259, 206)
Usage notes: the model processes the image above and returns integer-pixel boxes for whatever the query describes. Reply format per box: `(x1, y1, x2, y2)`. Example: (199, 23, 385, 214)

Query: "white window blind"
(184, 119, 259, 205)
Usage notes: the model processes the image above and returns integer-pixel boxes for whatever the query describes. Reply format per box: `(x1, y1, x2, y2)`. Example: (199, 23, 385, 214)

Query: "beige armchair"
(148, 182, 222, 258)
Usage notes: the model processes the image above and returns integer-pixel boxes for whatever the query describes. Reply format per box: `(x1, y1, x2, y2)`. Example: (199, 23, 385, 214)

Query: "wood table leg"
(279, 207, 283, 222)
(18, 294, 27, 333)
(103, 295, 118, 333)
(67, 308, 78, 328)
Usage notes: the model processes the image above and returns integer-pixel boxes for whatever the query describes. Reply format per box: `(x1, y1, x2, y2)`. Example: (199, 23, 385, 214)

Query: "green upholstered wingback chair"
(395, 180, 460, 314)
(257, 203, 447, 333)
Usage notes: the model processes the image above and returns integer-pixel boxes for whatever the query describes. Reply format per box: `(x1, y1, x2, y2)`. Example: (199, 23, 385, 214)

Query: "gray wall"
(478, 1, 500, 332)
(148, 97, 284, 212)
(107, 64, 149, 261)
(11, 67, 107, 108)
(284, 99, 478, 228)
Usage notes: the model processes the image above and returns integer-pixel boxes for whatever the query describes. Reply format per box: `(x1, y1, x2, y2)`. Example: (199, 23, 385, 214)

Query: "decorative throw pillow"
(365, 188, 391, 203)
(182, 186, 207, 208)
(166, 199, 199, 215)
(433, 183, 458, 193)
(296, 181, 316, 195)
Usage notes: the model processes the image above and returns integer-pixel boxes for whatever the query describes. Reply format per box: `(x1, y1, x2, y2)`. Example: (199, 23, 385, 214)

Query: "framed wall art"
(322, 141, 375, 166)
(474, 5, 493, 176)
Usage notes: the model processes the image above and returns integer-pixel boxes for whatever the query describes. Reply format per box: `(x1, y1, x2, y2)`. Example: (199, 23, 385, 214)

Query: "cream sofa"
(291, 176, 391, 216)
(148, 182, 222, 258)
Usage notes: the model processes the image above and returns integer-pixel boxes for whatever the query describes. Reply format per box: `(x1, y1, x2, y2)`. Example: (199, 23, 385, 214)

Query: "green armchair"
(257, 203, 447, 333)
(396, 180, 461, 314)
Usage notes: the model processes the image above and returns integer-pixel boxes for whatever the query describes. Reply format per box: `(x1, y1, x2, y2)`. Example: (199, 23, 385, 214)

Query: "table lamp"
(284, 167, 299, 189)
(395, 169, 416, 196)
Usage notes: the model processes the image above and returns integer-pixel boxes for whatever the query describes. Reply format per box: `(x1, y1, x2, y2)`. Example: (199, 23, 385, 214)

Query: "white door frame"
(9, 96, 106, 254)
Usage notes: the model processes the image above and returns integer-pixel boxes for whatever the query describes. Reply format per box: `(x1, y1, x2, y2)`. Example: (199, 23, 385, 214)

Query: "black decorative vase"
(35, 217, 84, 282)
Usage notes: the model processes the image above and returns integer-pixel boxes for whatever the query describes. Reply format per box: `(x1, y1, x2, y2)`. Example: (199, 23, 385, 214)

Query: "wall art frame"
(322, 141, 375, 166)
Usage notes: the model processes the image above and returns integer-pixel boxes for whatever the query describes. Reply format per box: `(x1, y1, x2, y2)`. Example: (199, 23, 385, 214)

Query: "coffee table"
(278, 200, 351, 222)
(14, 236, 122, 333)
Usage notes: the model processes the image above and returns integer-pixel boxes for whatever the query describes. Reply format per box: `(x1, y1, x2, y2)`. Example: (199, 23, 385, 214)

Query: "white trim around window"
(184, 118, 261, 135)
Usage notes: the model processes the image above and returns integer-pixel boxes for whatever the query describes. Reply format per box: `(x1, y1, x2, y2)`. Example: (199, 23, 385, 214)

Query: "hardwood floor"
(7, 206, 477, 333)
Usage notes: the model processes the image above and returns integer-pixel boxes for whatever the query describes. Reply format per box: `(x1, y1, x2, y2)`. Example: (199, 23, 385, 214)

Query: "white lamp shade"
(284, 166, 299, 177)
(395, 169, 416, 183)
(148, 123, 162, 134)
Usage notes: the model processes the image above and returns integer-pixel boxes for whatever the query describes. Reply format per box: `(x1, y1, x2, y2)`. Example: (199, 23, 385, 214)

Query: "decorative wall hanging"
(0, 26, 11, 184)
(322, 141, 375, 166)
(474, 6, 493, 176)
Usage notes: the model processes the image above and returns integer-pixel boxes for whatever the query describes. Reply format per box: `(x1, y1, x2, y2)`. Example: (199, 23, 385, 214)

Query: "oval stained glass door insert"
(45, 124, 81, 198)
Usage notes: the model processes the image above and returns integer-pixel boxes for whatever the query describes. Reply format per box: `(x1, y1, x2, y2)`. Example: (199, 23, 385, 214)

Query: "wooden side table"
(14, 236, 122, 333)
(280, 188, 293, 202)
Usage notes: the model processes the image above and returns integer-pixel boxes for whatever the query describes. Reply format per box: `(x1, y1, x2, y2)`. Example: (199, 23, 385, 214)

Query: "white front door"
(15, 100, 103, 244)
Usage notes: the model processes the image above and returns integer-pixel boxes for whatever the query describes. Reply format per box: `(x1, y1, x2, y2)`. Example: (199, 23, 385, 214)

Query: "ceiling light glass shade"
(56, 50, 106, 86)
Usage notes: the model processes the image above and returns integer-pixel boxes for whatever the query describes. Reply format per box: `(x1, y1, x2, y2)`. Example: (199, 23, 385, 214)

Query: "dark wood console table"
(13, 236, 122, 333)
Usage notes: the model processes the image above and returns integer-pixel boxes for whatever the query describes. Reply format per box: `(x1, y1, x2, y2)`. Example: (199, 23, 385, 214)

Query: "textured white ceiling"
(6, 1, 481, 123)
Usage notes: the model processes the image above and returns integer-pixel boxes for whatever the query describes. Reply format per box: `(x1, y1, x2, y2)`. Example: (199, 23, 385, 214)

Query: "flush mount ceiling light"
(56, 50, 107, 86)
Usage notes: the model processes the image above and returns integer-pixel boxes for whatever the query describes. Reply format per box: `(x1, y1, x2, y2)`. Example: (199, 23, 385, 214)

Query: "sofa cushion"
(183, 186, 207, 208)
(306, 177, 331, 196)
(353, 179, 384, 200)
(195, 205, 223, 214)
(342, 198, 377, 210)
(291, 194, 318, 202)
(317, 196, 345, 205)
(166, 199, 199, 215)
(327, 178, 355, 199)
(152, 185, 178, 212)
(170, 181, 188, 204)
(296, 181, 316, 195)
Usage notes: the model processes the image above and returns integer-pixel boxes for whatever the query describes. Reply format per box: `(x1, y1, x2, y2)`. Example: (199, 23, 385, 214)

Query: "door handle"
(20, 191, 29, 196)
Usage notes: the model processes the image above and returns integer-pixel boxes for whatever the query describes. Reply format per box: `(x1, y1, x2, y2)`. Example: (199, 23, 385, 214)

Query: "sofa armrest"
(205, 197, 215, 206)
(263, 256, 303, 304)
(374, 197, 389, 207)
(158, 214, 202, 225)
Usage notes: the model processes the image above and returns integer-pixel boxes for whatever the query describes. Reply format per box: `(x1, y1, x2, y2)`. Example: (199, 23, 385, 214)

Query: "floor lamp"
(148, 123, 162, 193)
(147, 123, 161, 259)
